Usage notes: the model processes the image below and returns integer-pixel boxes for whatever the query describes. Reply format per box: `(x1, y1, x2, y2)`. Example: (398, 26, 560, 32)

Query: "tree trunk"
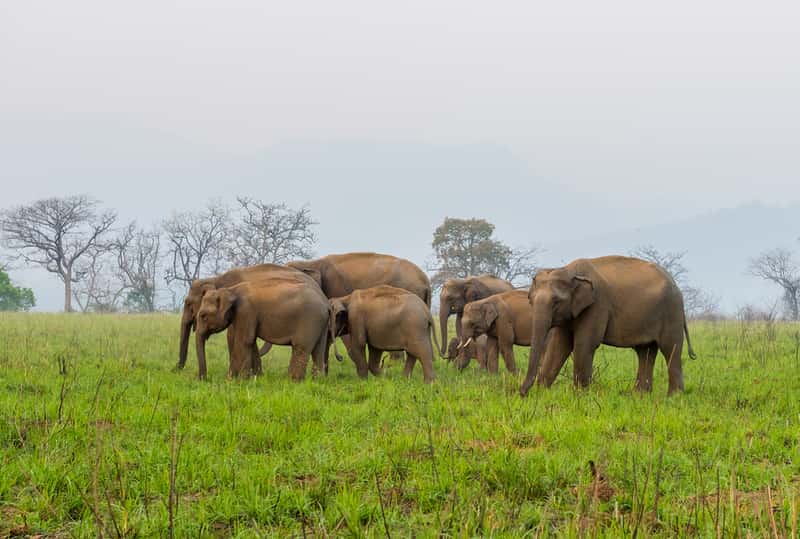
(64, 268, 73, 313)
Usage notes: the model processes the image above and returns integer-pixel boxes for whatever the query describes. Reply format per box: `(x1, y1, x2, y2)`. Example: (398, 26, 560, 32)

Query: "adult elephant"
(195, 276, 329, 380)
(288, 253, 432, 359)
(438, 275, 513, 358)
(177, 263, 316, 379)
(520, 256, 696, 397)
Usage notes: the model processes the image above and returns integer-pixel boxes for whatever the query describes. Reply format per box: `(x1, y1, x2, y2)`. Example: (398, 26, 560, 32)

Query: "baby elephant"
(447, 336, 488, 370)
(195, 276, 329, 380)
(458, 290, 532, 374)
(330, 285, 440, 383)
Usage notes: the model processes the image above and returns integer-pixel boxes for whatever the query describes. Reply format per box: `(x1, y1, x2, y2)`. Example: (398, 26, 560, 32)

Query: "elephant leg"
(486, 336, 499, 374)
(387, 351, 404, 361)
(659, 339, 685, 395)
(498, 339, 518, 374)
(368, 345, 383, 376)
(350, 344, 369, 379)
(258, 340, 272, 358)
(288, 345, 310, 381)
(228, 337, 253, 379)
(402, 353, 417, 378)
(407, 340, 436, 383)
(311, 331, 327, 377)
(536, 328, 574, 387)
(571, 338, 598, 389)
(634, 343, 658, 392)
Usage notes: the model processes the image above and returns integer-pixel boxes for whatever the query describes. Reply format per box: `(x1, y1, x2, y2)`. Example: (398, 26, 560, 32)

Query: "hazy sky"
(2, 1, 799, 310)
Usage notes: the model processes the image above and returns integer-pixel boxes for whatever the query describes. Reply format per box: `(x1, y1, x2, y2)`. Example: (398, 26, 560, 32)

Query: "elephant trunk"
(177, 308, 193, 369)
(520, 306, 552, 397)
(329, 310, 344, 362)
(439, 306, 450, 357)
(195, 329, 209, 380)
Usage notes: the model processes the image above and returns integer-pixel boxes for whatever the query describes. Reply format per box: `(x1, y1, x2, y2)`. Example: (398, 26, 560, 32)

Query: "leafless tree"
(748, 248, 800, 320)
(71, 247, 125, 312)
(226, 198, 317, 266)
(630, 245, 689, 285)
(114, 223, 161, 312)
(0, 195, 117, 312)
(682, 285, 721, 320)
(163, 201, 231, 287)
(492, 245, 544, 287)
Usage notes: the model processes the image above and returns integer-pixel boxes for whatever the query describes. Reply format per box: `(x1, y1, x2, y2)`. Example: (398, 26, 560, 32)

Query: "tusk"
(458, 337, 474, 350)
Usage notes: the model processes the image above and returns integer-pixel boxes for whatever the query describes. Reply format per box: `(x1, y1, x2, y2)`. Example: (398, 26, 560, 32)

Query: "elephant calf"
(458, 290, 531, 374)
(195, 276, 330, 380)
(330, 285, 440, 383)
(447, 336, 488, 370)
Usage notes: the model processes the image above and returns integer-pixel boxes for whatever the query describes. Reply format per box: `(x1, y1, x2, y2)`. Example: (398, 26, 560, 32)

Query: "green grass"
(1, 314, 799, 537)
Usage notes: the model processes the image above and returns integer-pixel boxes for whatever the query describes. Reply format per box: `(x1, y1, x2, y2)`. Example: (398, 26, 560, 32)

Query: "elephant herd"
(177, 252, 696, 396)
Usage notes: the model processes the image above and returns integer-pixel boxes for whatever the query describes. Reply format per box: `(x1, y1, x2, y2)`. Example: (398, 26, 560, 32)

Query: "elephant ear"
(219, 288, 238, 324)
(570, 275, 595, 318)
(465, 280, 488, 302)
(481, 302, 499, 329)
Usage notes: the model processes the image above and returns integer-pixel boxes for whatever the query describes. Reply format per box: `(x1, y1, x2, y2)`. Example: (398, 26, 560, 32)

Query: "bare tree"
(114, 223, 161, 312)
(226, 198, 317, 266)
(0, 195, 117, 312)
(71, 247, 125, 312)
(681, 285, 721, 320)
(629, 245, 689, 285)
(491, 245, 544, 287)
(748, 248, 800, 320)
(163, 201, 230, 287)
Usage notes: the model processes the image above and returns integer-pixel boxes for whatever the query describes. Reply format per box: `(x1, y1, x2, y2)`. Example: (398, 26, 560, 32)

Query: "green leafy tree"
(0, 269, 35, 311)
(429, 217, 540, 289)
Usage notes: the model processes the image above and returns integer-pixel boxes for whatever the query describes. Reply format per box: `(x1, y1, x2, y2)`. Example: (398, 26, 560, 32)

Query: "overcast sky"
(2, 1, 799, 309)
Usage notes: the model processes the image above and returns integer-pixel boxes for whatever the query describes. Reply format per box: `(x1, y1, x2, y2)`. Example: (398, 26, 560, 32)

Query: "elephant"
(457, 290, 531, 374)
(329, 285, 440, 383)
(178, 263, 318, 379)
(520, 256, 697, 397)
(438, 275, 513, 359)
(288, 253, 432, 361)
(446, 336, 488, 370)
(194, 276, 330, 380)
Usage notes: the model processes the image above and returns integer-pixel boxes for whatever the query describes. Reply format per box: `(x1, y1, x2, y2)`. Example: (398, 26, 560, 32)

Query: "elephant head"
(438, 278, 488, 357)
(522, 268, 595, 394)
(178, 279, 216, 370)
(458, 301, 497, 353)
(194, 288, 237, 380)
(328, 296, 350, 361)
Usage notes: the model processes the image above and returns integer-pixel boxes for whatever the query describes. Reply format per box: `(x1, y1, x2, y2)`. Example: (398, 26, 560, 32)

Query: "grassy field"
(1, 314, 799, 537)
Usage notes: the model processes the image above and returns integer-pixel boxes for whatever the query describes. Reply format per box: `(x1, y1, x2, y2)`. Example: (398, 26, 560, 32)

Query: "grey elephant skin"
(195, 276, 330, 381)
(438, 275, 513, 358)
(459, 289, 532, 374)
(520, 256, 697, 397)
(178, 263, 317, 379)
(329, 285, 440, 383)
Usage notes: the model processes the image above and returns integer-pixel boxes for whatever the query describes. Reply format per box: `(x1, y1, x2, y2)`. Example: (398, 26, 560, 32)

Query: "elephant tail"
(428, 316, 442, 358)
(683, 316, 697, 360)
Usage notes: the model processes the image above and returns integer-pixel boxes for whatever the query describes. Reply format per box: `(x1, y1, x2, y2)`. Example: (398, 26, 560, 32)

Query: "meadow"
(1, 313, 799, 537)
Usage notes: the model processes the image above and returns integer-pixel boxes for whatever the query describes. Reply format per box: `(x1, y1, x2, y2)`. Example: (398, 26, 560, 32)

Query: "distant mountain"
(540, 203, 800, 313)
